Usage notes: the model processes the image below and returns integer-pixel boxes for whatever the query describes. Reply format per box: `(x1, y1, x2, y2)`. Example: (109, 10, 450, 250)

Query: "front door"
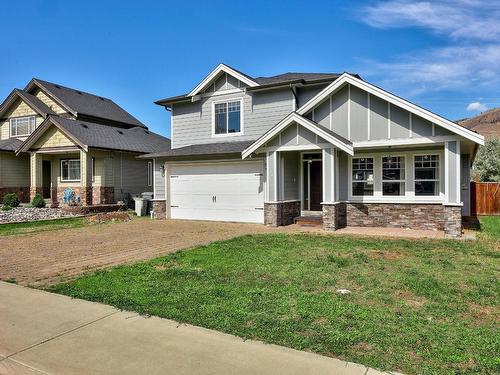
(42, 160, 51, 199)
(302, 154, 323, 211)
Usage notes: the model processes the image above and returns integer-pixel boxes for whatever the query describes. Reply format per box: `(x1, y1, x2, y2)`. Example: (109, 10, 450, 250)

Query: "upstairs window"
(414, 155, 439, 196)
(214, 100, 241, 135)
(382, 156, 405, 196)
(10, 116, 35, 137)
(352, 157, 374, 196)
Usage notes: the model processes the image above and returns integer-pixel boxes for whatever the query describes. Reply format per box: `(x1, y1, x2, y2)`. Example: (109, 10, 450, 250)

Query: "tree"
(473, 138, 500, 182)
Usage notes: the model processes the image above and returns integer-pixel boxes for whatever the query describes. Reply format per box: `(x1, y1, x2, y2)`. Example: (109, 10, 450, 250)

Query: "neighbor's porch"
(29, 149, 114, 206)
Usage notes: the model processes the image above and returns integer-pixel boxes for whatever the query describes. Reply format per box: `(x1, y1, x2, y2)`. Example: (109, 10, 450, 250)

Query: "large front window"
(10, 116, 35, 137)
(414, 155, 439, 196)
(382, 156, 405, 196)
(352, 157, 374, 196)
(61, 159, 81, 182)
(214, 100, 241, 135)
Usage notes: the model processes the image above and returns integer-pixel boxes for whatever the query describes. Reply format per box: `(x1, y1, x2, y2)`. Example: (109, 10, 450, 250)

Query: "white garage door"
(169, 161, 264, 223)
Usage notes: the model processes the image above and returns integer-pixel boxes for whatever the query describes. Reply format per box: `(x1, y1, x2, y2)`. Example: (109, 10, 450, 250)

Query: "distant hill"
(458, 108, 500, 139)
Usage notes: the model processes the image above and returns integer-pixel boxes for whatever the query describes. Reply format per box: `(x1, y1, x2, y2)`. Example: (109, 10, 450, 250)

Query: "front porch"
(29, 149, 114, 207)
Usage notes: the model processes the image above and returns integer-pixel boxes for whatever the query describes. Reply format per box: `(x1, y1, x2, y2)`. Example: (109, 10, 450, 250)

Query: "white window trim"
(414, 153, 441, 198)
(60, 158, 81, 182)
(381, 155, 406, 197)
(350, 155, 375, 197)
(91, 157, 95, 183)
(211, 98, 244, 138)
(147, 161, 153, 187)
(347, 149, 444, 203)
(10, 116, 36, 137)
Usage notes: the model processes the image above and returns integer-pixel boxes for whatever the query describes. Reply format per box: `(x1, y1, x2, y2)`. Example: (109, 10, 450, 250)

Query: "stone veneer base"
(0, 187, 30, 203)
(152, 200, 167, 219)
(264, 201, 301, 226)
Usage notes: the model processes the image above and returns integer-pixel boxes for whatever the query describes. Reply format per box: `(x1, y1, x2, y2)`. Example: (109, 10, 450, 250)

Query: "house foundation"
(264, 201, 301, 226)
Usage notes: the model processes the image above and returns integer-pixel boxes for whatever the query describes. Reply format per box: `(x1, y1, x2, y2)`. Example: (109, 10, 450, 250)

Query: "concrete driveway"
(0, 218, 276, 286)
(0, 282, 393, 375)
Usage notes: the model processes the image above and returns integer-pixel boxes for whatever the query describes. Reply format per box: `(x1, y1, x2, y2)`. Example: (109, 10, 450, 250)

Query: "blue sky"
(2, 0, 499, 137)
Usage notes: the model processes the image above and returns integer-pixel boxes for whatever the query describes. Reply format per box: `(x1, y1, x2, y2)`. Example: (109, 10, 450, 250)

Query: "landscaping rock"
(0, 207, 77, 224)
(86, 212, 131, 223)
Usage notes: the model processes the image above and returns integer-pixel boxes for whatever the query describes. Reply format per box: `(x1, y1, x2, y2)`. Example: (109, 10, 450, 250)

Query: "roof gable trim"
(297, 73, 484, 145)
(242, 113, 353, 159)
(188, 64, 259, 97)
(16, 116, 87, 155)
(25, 79, 77, 116)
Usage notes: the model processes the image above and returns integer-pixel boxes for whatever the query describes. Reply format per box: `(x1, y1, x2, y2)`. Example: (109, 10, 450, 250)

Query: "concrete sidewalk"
(0, 282, 397, 375)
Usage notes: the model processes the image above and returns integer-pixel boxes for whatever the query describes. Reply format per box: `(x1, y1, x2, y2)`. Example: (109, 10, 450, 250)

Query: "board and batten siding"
(0, 152, 30, 187)
(172, 88, 294, 149)
(306, 83, 454, 142)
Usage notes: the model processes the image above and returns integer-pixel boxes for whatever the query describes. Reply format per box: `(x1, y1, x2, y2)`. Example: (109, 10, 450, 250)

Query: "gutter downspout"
(290, 83, 299, 111)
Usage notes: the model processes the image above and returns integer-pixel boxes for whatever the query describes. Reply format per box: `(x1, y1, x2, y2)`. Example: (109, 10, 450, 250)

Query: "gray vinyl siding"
(313, 99, 330, 129)
(296, 85, 328, 108)
(331, 85, 349, 139)
(113, 153, 150, 201)
(412, 115, 433, 137)
(0, 152, 29, 187)
(267, 123, 328, 148)
(283, 152, 299, 200)
(154, 158, 167, 200)
(172, 88, 293, 148)
(370, 95, 388, 140)
(350, 86, 368, 141)
(390, 105, 410, 139)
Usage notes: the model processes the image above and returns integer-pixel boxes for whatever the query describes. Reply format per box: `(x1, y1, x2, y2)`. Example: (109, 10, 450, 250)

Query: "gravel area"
(0, 207, 76, 224)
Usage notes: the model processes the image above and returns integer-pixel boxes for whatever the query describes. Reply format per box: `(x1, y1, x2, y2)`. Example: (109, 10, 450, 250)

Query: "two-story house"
(143, 64, 484, 237)
(0, 79, 170, 205)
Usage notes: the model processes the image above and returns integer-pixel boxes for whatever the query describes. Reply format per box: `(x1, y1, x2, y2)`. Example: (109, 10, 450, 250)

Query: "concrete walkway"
(0, 282, 398, 375)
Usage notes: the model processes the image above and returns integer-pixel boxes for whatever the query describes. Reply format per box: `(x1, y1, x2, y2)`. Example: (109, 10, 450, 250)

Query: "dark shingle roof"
(0, 89, 56, 119)
(49, 116, 170, 154)
(140, 140, 254, 159)
(0, 138, 24, 152)
(253, 73, 342, 86)
(28, 79, 146, 128)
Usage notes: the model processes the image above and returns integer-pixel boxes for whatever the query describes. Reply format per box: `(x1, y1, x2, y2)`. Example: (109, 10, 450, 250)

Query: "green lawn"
(49, 217, 500, 375)
(0, 217, 88, 236)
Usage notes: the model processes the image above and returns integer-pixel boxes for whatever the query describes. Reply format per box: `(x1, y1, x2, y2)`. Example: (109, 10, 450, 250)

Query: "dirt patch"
(394, 290, 427, 309)
(313, 316, 329, 325)
(368, 250, 405, 260)
(0, 218, 278, 286)
(86, 212, 131, 223)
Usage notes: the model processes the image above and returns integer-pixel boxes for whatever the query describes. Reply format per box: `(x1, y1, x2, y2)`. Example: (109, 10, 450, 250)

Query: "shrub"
(2, 193, 20, 208)
(473, 138, 500, 182)
(1, 205, 12, 211)
(31, 193, 46, 208)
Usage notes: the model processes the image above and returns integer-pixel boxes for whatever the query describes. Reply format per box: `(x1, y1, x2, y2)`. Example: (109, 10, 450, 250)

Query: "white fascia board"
(297, 74, 485, 146)
(241, 113, 353, 159)
(188, 64, 259, 97)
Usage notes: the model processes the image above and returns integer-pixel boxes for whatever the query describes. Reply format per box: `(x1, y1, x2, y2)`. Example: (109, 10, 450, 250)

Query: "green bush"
(1, 205, 12, 211)
(473, 138, 500, 181)
(2, 193, 20, 208)
(31, 193, 46, 208)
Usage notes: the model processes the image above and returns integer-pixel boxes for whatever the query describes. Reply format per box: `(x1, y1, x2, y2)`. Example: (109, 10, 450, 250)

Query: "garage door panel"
(169, 162, 264, 223)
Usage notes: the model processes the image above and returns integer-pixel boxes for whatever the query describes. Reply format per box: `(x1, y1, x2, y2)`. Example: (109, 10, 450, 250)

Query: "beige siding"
(0, 152, 29, 187)
(0, 99, 41, 140)
(32, 126, 75, 149)
(34, 89, 67, 114)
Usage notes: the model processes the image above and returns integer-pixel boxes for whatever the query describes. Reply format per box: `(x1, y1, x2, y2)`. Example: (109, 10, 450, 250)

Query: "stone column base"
(30, 187, 43, 201)
(444, 205, 462, 238)
(264, 201, 300, 226)
(152, 200, 167, 219)
(322, 202, 347, 231)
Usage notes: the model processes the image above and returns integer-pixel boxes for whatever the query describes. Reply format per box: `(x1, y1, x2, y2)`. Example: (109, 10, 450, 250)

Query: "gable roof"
(0, 89, 56, 119)
(16, 116, 171, 155)
(0, 138, 24, 152)
(155, 65, 349, 106)
(24, 79, 147, 128)
(242, 112, 353, 159)
(297, 73, 485, 146)
(188, 64, 260, 97)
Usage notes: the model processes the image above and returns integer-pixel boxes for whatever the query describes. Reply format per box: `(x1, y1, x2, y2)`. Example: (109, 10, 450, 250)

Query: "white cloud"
(357, 1, 500, 97)
(466, 101, 488, 112)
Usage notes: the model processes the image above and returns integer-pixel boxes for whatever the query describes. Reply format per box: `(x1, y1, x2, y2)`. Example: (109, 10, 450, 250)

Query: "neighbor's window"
(352, 157, 374, 196)
(414, 155, 439, 196)
(382, 156, 405, 196)
(10, 116, 35, 137)
(214, 100, 241, 135)
(61, 159, 81, 182)
(147, 161, 153, 187)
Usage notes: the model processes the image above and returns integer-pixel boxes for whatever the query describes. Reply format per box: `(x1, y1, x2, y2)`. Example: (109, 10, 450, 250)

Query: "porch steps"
(294, 215, 323, 227)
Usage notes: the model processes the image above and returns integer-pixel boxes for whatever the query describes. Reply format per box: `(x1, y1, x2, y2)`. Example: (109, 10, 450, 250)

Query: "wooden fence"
(471, 182, 500, 215)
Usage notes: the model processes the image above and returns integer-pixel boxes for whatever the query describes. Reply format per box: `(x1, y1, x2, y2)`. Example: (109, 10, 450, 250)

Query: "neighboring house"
(142, 64, 484, 237)
(458, 108, 500, 139)
(0, 79, 170, 205)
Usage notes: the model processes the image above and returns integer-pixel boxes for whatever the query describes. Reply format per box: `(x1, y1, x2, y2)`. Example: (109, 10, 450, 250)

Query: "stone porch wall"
(152, 200, 167, 219)
(264, 200, 300, 226)
(0, 187, 30, 203)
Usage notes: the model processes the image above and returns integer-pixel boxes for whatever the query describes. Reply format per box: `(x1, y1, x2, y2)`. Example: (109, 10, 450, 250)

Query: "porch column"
(80, 150, 92, 205)
(267, 151, 280, 201)
(322, 148, 346, 231)
(29, 152, 42, 200)
(444, 141, 462, 237)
